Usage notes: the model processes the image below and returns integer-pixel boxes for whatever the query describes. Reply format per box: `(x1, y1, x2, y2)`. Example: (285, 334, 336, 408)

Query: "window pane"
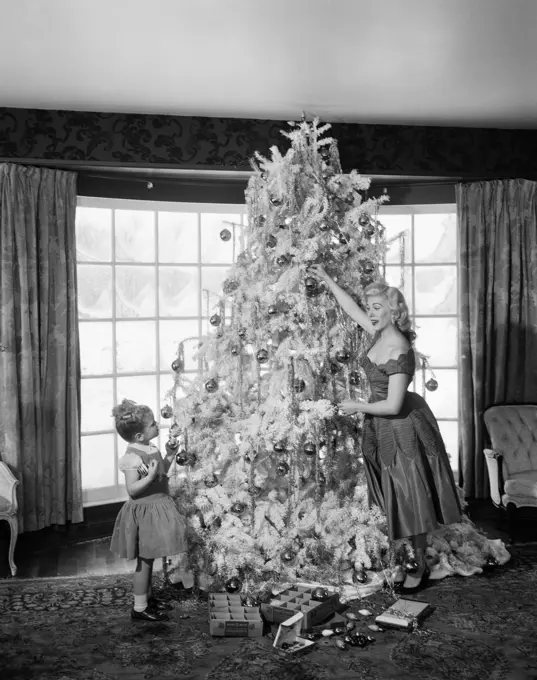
(378, 214, 412, 264)
(201, 214, 241, 264)
(414, 214, 457, 263)
(160, 320, 200, 371)
(81, 378, 114, 433)
(116, 265, 156, 318)
(78, 265, 113, 319)
(116, 375, 158, 414)
(81, 434, 116, 489)
(116, 321, 156, 373)
(159, 267, 199, 316)
(115, 210, 155, 263)
(383, 265, 413, 314)
(158, 212, 198, 263)
(76, 207, 112, 262)
(79, 321, 113, 375)
(414, 317, 458, 367)
(423, 369, 458, 419)
(414, 265, 457, 314)
(201, 267, 230, 301)
(438, 421, 459, 470)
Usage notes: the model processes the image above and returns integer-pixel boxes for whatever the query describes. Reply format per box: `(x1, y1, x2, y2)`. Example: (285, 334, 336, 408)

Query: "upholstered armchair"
(0, 461, 19, 576)
(483, 404, 537, 538)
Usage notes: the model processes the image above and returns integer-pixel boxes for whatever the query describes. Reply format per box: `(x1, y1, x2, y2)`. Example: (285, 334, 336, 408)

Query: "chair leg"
(6, 515, 18, 577)
(506, 503, 516, 544)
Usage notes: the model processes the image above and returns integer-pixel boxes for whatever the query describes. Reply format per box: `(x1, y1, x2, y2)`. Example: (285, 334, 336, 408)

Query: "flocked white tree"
(163, 118, 509, 598)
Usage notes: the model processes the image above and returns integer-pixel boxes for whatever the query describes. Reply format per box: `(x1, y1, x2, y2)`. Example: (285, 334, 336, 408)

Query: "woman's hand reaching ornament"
(337, 399, 363, 416)
(307, 264, 332, 285)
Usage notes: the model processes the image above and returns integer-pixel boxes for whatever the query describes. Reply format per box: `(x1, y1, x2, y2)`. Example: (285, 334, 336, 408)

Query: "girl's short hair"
(363, 281, 416, 343)
(112, 399, 152, 442)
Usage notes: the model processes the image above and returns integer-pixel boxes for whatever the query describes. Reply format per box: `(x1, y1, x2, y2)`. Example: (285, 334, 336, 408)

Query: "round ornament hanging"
(349, 371, 360, 386)
(270, 196, 283, 206)
(205, 378, 218, 393)
(267, 235, 277, 248)
(165, 436, 179, 453)
(209, 313, 221, 326)
(273, 441, 287, 453)
(280, 549, 296, 562)
(230, 344, 241, 356)
(204, 473, 219, 488)
(175, 450, 189, 466)
(276, 460, 290, 476)
(358, 213, 370, 227)
(171, 358, 184, 373)
(305, 276, 318, 292)
(223, 278, 239, 294)
(276, 254, 290, 267)
(425, 378, 438, 392)
(256, 348, 269, 364)
(303, 441, 316, 456)
(160, 405, 173, 419)
(293, 378, 306, 393)
(219, 228, 232, 242)
(230, 501, 246, 515)
(335, 349, 350, 363)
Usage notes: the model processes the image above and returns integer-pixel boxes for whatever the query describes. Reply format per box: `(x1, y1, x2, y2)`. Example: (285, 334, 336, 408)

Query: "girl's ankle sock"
(133, 594, 148, 612)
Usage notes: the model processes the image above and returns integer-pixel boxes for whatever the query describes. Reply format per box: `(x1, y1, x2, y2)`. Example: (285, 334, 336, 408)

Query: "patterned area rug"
(1, 545, 536, 680)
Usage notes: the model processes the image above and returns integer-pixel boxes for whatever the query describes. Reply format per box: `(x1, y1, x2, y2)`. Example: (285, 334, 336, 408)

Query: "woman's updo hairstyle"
(112, 399, 152, 442)
(363, 281, 416, 344)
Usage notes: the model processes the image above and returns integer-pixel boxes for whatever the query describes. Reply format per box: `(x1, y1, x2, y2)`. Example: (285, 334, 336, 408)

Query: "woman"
(309, 265, 462, 592)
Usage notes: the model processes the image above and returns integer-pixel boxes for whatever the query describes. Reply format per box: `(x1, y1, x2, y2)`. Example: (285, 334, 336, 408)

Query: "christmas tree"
(163, 118, 509, 596)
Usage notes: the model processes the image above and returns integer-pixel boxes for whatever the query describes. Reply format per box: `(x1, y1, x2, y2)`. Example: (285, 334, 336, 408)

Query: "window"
(76, 197, 247, 505)
(379, 204, 459, 470)
(77, 198, 459, 505)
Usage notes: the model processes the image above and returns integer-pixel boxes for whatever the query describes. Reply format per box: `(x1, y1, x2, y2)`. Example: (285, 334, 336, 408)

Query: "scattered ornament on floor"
(178, 614, 191, 619)
(345, 612, 358, 621)
(403, 558, 419, 573)
(311, 587, 329, 601)
(346, 621, 356, 631)
(219, 228, 232, 242)
(485, 555, 499, 568)
(358, 609, 372, 616)
(241, 593, 260, 607)
(425, 378, 438, 392)
(335, 638, 348, 650)
(160, 404, 173, 419)
(321, 629, 334, 637)
(205, 378, 218, 393)
(368, 624, 384, 632)
(225, 577, 242, 593)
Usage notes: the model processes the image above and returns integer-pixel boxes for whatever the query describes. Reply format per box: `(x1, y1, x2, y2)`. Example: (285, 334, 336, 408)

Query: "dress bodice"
(360, 349, 415, 402)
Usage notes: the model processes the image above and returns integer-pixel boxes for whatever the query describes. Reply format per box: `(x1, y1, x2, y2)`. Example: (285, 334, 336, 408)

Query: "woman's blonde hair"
(364, 281, 416, 343)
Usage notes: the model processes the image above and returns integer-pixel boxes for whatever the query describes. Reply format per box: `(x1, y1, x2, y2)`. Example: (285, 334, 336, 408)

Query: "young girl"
(110, 398, 187, 621)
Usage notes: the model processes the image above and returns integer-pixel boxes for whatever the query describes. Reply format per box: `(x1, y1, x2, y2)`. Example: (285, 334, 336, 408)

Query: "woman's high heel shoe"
(400, 566, 431, 595)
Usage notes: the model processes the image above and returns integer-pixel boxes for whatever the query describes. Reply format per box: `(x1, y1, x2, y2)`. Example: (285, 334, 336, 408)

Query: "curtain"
(0, 163, 83, 532)
(457, 179, 537, 499)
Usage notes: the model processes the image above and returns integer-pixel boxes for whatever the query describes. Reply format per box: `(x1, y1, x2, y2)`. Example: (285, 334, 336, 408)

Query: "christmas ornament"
(345, 612, 358, 621)
(209, 313, 221, 326)
(165, 436, 179, 453)
(267, 305, 278, 316)
(230, 501, 246, 515)
(171, 358, 184, 373)
(188, 452, 198, 466)
(353, 567, 368, 584)
(335, 639, 347, 650)
(175, 450, 189, 466)
(204, 473, 218, 488)
(225, 577, 242, 593)
(364, 223, 376, 238)
(330, 362, 341, 374)
(321, 629, 334, 637)
(303, 441, 316, 456)
(304, 276, 318, 291)
(223, 278, 239, 294)
(237, 327, 247, 339)
(358, 213, 370, 227)
(335, 349, 350, 363)
(205, 378, 218, 393)
(345, 621, 356, 632)
(270, 196, 282, 206)
(349, 371, 360, 386)
(361, 259, 375, 274)
(276, 461, 290, 476)
(273, 441, 287, 453)
(219, 228, 232, 242)
(284, 216, 293, 226)
(267, 235, 277, 248)
(403, 558, 419, 573)
(160, 405, 173, 419)
(293, 378, 306, 392)
(241, 594, 260, 607)
(256, 348, 269, 363)
(280, 548, 296, 562)
(485, 555, 499, 568)
(311, 587, 329, 601)
(276, 254, 290, 266)
(319, 222, 330, 232)
(425, 378, 438, 391)
(230, 344, 240, 356)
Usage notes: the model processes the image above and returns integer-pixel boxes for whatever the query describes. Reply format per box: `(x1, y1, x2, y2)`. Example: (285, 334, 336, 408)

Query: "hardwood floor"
(0, 500, 533, 581)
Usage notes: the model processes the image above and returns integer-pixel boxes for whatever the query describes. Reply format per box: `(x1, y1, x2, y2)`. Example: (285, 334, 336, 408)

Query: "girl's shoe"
(148, 596, 173, 611)
(131, 607, 169, 622)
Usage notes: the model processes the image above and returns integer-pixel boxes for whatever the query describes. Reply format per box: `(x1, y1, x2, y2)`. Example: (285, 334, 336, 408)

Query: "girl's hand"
(307, 264, 332, 285)
(146, 459, 159, 480)
(338, 400, 363, 416)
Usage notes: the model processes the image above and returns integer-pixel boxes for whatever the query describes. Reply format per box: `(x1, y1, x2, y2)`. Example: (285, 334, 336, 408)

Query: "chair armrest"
(483, 449, 504, 506)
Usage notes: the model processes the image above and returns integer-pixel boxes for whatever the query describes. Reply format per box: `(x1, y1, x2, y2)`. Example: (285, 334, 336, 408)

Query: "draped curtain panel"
(0, 163, 83, 532)
(457, 179, 537, 499)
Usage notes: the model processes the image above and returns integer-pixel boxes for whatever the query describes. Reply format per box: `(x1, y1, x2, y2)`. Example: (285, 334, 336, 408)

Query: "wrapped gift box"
(261, 585, 339, 630)
(208, 593, 264, 637)
(375, 598, 435, 631)
(273, 612, 316, 655)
